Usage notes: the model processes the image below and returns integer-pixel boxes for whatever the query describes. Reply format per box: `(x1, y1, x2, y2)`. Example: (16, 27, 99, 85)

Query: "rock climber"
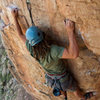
(11, 8, 95, 100)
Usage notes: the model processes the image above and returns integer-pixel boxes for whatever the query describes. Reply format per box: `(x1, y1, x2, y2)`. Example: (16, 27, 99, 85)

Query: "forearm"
(13, 17, 23, 36)
(67, 31, 79, 58)
(13, 17, 26, 43)
(62, 19, 79, 59)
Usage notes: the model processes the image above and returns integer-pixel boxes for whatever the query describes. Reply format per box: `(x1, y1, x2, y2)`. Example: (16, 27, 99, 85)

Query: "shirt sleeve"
(50, 45, 64, 59)
(25, 40, 34, 57)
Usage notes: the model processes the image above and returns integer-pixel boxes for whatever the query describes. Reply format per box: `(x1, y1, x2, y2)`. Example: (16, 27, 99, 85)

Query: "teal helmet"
(25, 26, 43, 46)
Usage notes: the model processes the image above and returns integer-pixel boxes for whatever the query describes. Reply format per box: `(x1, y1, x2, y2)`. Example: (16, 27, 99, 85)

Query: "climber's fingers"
(64, 19, 74, 24)
(11, 8, 18, 18)
(64, 19, 75, 33)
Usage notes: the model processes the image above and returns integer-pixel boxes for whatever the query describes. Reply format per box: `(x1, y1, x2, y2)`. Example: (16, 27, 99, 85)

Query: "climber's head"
(26, 26, 50, 60)
(25, 26, 43, 46)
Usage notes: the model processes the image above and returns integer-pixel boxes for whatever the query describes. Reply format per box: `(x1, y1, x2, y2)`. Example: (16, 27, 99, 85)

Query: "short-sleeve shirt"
(26, 40, 67, 74)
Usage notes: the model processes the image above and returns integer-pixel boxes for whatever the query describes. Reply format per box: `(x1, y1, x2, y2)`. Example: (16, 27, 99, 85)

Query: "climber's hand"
(64, 19, 75, 33)
(11, 8, 18, 18)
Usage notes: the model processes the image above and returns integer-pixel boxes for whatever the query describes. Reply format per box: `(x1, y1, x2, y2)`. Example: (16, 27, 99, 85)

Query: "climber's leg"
(82, 92, 96, 100)
(73, 86, 96, 100)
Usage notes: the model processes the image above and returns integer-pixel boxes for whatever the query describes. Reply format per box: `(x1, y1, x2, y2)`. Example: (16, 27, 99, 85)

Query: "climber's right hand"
(11, 8, 18, 18)
(64, 19, 75, 33)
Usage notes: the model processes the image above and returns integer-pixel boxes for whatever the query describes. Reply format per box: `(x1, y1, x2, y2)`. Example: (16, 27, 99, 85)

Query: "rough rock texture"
(0, 32, 35, 100)
(0, 0, 100, 100)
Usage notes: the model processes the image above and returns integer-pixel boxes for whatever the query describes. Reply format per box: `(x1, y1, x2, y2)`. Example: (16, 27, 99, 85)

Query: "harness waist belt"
(47, 71, 66, 76)
(47, 71, 67, 80)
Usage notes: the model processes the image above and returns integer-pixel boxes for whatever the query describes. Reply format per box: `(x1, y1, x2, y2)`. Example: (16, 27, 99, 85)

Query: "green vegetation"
(0, 36, 18, 100)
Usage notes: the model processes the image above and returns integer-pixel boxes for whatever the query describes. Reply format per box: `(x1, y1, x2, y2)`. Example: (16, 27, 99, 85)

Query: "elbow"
(72, 54, 78, 59)
(73, 49, 79, 59)
(72, 52, 79, 59)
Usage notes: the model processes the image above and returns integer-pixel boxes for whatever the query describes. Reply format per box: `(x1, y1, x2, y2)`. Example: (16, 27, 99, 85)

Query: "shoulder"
(25, 40, 30, 49)
(51, 44, 64, 52)
(26, 40, 28, 45)
(50, 44, 65, 59)
(25, 40, 34, 56)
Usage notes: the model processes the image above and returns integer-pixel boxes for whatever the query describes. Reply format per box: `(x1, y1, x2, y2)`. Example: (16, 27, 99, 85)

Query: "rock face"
(0, 31, 35, 100)
(0, 0, 100, 100)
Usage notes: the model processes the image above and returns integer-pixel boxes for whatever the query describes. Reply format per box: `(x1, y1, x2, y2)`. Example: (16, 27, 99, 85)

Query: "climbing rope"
(26, 0, 35, 26)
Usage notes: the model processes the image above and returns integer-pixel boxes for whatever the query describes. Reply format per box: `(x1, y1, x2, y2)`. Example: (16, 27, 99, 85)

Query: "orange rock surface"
(0, 0, 100, 100)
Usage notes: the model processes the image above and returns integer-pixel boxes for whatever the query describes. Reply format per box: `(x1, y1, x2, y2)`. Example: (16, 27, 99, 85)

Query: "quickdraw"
(26, 0, 35, 26)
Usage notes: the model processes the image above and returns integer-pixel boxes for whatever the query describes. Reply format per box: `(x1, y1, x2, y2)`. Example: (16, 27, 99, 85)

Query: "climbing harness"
(26, 0, 35, 26)
(46, 73, 68, 100)
(52, 77, 62, 96)
(52, 78, 67, 100)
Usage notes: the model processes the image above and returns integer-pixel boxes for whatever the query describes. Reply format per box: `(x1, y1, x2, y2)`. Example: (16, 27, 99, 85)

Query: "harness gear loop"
(26, 0, 35, 26)
(53, 77, 61, 96)
(47, 74, 68, 99)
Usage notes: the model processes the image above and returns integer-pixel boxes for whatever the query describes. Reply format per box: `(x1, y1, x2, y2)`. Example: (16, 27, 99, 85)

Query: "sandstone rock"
(0, 0, 100, 100)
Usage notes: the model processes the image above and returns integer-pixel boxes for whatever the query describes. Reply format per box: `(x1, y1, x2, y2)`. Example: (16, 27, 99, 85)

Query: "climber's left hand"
(11, 8, 18, 18)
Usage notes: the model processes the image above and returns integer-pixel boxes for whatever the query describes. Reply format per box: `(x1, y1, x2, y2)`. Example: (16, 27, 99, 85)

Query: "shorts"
(45, 72, 77, 92)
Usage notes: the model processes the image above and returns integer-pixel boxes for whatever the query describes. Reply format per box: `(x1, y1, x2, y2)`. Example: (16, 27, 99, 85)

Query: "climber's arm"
(62, 20, 79, 59)
(11, 8, 26, 43)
